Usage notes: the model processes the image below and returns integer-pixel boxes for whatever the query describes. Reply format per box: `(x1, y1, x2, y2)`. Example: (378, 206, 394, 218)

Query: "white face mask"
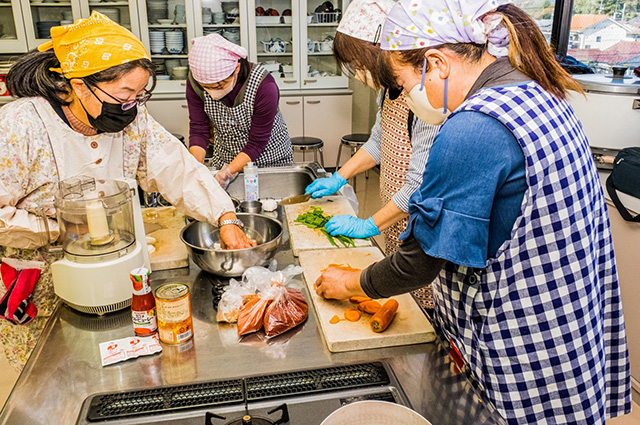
(404, 58, 450, 126)
(405, 80, 450, 125)
(204, 74, 236, 100)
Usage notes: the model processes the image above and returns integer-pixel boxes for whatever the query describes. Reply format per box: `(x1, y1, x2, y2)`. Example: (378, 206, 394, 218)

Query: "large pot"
(321, 401, 430, 425)
(180, 213, 282, 277)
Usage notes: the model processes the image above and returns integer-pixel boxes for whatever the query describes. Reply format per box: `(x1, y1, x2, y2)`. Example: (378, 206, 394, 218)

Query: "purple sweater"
(186, 65, 280, 161)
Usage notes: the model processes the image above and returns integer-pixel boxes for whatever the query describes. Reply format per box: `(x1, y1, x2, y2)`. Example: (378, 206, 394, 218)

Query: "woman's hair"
(378, 3, 583, 99)
(7, 49, 157, 105)
(206, 57, 250, 88)
(333, 31, 384, 89)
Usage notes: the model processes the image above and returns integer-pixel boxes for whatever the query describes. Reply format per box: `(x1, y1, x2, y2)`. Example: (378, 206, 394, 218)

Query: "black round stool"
(291, 136, 325, 167)
(337, 133, 370, 190)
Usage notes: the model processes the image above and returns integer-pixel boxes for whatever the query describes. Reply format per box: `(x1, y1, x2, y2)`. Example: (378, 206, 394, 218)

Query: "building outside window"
(511, 0, 640, 75)
(568, 0, 640, 73)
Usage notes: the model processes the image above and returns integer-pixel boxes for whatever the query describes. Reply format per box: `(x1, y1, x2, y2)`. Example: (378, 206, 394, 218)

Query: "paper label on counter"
(99, 334, 162, 367)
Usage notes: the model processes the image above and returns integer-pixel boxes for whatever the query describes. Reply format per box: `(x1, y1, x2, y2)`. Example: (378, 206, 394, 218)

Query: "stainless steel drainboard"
(81, 362, 390, 423)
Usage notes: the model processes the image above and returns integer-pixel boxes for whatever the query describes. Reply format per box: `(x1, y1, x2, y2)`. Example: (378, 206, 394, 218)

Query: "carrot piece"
(329, 315, 341, 324)
(358, 300, 382, 314)
(322, 264, 361, 273)
(344, 308, 361, 322)
(349, 296, 372, 305)
(370, 299, 399, 333)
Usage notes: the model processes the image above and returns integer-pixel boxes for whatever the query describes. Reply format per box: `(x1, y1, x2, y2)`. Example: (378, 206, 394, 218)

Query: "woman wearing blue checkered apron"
(186, 34, 293, 189)
(314, 1, 632, 423)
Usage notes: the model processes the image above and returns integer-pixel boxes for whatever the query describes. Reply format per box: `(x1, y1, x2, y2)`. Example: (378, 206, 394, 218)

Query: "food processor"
(51, 176, 150, 315)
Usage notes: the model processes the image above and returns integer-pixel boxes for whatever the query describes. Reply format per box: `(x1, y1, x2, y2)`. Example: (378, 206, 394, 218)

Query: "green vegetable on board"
(294, 206, 357, 248)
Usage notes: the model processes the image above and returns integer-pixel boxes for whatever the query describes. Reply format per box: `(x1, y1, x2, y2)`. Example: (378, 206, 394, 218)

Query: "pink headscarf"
(188, 34, 247, 84)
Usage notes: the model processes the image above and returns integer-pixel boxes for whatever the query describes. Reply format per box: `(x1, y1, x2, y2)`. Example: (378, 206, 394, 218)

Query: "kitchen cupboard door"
(79, 0, 141, 39)
(299, 0, 349, 90)
(279, 96, 305, 162)
(606, 199, 640, 402)
(303, 95, 352, 168)
(21, 0, 83, 49)
(146, 98, 190, 145)
(247, 0, 302, 90)
(0, 0, 28, 53)
(280, 96, 304, 136)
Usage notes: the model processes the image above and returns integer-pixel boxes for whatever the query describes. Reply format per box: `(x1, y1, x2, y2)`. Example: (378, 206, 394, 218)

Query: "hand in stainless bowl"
(180, 213, 283, 277)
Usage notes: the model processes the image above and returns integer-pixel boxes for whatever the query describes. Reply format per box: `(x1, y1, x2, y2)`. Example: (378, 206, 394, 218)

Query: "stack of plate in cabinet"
(165, 30, 184, 54)
(147, 0, 168, 24)
(149, 30, 165, 54)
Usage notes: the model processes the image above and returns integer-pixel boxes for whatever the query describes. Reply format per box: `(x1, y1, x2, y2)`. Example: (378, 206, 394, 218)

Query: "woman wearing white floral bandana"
(314, 1, 631, 423)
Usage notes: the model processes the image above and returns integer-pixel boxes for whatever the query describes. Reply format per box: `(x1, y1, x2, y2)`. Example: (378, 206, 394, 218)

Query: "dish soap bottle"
(244, 162, 259, 201)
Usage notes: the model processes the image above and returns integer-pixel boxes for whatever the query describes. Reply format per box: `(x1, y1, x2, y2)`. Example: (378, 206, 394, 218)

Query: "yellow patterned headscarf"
(38, 11, 149, 79)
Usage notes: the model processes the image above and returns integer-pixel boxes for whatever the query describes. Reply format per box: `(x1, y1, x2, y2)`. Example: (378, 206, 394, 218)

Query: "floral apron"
(0, 98, 133, 371)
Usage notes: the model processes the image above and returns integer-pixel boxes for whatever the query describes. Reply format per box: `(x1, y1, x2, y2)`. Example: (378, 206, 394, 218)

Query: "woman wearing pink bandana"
(315, 0, 631, 423)
(186, 34, 293, 188)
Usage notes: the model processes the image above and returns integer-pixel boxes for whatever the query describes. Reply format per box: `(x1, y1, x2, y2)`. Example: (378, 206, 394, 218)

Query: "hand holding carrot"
(314, 266, 366, 300)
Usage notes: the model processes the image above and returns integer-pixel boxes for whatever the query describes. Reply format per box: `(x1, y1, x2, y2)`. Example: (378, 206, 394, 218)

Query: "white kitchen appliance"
(51, 176, 150, 315)
(568, 73, 640, 151)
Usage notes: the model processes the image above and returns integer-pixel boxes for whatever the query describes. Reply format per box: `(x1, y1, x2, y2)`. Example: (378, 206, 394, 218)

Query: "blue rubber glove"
(325, 216, 380, 239)
(304, 172, 348, 199)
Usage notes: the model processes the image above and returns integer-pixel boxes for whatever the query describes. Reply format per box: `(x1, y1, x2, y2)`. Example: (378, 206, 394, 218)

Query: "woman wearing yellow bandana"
(0, 12, 254, 371)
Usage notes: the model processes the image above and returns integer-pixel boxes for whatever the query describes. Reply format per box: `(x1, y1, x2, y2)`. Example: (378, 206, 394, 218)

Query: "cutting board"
(142, 206, 189, 271)
(298, 247, 435, 352)
(284, 196, 372, 257)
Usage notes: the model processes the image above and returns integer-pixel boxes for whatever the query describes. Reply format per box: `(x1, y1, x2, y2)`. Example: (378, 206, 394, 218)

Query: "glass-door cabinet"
(247, 0, 301, 90)
(193, 0, 249, 51)
(300, 0, 348, 89)
(20, 0, 82, 49)
(0, 0, 28, 52)
(80, 0, 141, 39)
(137, 0, 194, 88)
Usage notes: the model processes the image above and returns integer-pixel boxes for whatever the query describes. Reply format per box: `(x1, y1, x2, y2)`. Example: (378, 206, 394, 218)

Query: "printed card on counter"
(99, 334, 162, 366)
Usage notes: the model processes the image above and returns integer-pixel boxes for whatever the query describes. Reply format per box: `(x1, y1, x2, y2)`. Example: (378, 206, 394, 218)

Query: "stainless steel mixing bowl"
(180, 213, 283, 277)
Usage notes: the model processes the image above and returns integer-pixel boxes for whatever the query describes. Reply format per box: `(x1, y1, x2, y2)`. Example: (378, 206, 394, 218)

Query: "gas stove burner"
(226, 415, 274, 425)
(206, 404, 289, 425)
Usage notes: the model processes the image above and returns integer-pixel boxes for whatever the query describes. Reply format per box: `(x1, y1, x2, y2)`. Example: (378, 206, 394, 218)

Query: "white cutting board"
(298, 247, 435, 352)
(284, 196, 372, 256)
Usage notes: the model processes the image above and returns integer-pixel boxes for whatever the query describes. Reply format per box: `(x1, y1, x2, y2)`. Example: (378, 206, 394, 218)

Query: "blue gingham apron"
(428, 81, 631, 424)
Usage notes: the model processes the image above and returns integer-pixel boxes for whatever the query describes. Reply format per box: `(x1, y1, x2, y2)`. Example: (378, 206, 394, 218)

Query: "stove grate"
(83, 362, 389, 422)
(86, 379, 244, 422)
(245, 362, 390, 401)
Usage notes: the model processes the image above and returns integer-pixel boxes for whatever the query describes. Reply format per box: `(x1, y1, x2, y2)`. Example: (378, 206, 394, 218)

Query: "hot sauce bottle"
(130, 267, 157, 336)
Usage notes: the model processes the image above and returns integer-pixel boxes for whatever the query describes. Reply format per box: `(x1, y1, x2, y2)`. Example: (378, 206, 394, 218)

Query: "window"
(568, 0, 640, 74)
(511, 0, 555, 44)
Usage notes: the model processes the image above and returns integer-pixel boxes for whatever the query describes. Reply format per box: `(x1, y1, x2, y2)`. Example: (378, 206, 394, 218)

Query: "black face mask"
(79, 98, 137, 133)
(79, 85, 139, 133)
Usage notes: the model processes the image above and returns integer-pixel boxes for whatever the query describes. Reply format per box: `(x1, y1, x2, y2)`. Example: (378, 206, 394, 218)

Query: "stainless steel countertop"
(0, 208, 504, 425)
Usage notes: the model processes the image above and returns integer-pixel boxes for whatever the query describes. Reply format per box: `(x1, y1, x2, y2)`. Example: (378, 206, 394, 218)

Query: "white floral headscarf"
(381, 0, 511, 57)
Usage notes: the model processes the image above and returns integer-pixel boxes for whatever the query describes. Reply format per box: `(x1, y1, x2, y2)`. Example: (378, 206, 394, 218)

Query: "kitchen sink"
(225, 163, 328, 201)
